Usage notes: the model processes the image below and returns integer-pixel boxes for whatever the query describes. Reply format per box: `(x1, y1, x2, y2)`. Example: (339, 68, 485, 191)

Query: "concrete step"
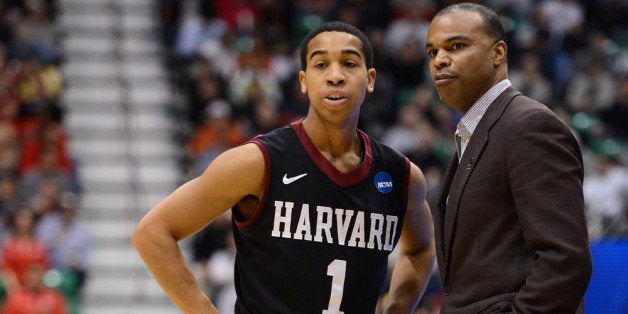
(67, 139, 177, 162)
(62, 58, 118, 78)
(81, 191, 174, 220)
(88, 245, 141, 270)
(121, 60, 168, 81)
(69, 138, 180, 161)
(62, 74, 170, 91)
(59, 13, 115, 31)
(89, 181, 175, 197)
(87, 239, 194, 275)
(77, 163, 180, 189)
(83, 300, 179, 314)
(65, 111, 175, 135)
(63, 79, 121, 94)
(78, 164, 134, 185)
(65, 112, 125, 133)
(60, 34, 162, 58)
(128, 139, 181, 160)
(82, 272, 171, 305)
(58, 0, 111, 10)
(69, 138, 126, 158)
(118, 12, 159, 31)
(77, 163, 179, 187)
(77, 180, 177, 198)
(80, 191, 137, 220)
(57, 0, 185, 312)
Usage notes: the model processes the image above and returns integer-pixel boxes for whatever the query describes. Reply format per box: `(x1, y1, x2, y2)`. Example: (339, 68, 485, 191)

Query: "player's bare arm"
(131, 143, 265, 313)
(384, 162, 436, 313)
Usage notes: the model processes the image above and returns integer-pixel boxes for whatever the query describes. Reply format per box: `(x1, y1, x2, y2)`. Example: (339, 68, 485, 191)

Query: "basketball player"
(132, 21, 435, 313)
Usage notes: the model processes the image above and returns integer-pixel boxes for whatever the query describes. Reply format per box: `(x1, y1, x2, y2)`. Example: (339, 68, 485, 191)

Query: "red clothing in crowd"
(2, 287, 68, 314)
(0, 237, 50, 286)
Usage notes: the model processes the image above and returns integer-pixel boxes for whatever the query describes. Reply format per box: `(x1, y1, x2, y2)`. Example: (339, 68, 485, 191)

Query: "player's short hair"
(299, 21, 374, 71)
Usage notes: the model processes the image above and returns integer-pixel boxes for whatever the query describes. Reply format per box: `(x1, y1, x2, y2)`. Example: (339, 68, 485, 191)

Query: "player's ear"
(366, 68, 376, 93)
(299, 70, 307, 94)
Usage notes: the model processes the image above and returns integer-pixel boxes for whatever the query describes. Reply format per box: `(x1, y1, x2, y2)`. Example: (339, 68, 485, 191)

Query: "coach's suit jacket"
(434, 87, 592, 313)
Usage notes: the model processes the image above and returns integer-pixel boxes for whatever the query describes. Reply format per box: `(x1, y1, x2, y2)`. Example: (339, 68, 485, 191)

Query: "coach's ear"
(493, 40, 507, 67)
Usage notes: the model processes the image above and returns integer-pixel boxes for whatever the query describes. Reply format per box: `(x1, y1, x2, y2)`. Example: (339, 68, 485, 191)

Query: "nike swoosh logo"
(282, 173, 307, 185)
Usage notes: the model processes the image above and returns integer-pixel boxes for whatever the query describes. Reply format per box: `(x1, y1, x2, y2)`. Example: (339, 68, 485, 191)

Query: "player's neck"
(302, 117, 363, 172)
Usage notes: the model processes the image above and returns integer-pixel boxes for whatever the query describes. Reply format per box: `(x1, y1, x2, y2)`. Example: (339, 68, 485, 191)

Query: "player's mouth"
(324, 93, 348, 105)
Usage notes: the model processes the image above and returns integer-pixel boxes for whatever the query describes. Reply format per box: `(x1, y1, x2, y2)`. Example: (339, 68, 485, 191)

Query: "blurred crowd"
(157, 0, 627, 312)
(0, 0, 625, 313)
(0, 0, 90, 313)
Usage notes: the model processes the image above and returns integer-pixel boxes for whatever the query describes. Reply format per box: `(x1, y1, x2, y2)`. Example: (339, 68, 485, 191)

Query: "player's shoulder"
(211, 142, 265, 171)
(251, 123, 297, 149)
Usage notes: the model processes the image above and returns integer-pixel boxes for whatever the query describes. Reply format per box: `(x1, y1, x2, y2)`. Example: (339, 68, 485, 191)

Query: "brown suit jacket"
(434, 87, 592, 313)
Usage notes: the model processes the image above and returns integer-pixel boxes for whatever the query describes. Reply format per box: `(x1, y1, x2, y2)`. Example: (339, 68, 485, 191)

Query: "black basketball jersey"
(232, 120, 409, 314)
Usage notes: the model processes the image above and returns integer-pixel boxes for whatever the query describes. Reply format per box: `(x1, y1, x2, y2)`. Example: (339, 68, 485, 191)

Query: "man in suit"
(425, 3, 592, 313)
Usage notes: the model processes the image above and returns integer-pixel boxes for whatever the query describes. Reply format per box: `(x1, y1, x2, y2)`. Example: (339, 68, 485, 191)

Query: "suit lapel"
(435, 152, 458, 262)
(440, 87, 523, 267)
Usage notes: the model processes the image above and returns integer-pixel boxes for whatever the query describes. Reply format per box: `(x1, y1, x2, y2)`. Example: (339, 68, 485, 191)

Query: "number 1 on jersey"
(322, 259, 346, 314)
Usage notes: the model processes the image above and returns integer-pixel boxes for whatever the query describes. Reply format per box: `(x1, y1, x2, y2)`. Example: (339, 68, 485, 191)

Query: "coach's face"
(426, 11, 506, 114)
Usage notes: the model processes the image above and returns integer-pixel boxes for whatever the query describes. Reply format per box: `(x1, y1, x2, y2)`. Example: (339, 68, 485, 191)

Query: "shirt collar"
(458, 79, 512, 136)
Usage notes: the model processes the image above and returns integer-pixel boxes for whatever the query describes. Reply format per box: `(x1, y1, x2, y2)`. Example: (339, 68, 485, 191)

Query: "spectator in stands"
(2, 263, 68, 314)
(13, 0, 58, 63)
(174, 0, 228, 61)
(599, 74, 628, 141)
(212, 0, 261, 35)
(187, 60, 228, 126)
(359, 27, 396, 138)
(204, 227, 236, 314)
(195, 29, 239, 84)
(381, 103, 424, 157)
(27, 177, 60, 219)
(17, 110, 73, 176)
(0, 205, 50, 293)
(248, 98, 284, 136)
(509, 51, 553, 104)
(186, 99, 247, 178)
(534, 0, 586, 97)
(279, 73, 310, 120)
(290, 0, 336, 46)
(0, 120, 19, 178)
(584, 153, 628, 239)
(14, 52, 62, 117)
(190, 211, 232, 310)
(35, 191, 91, 312)
(566, 57, 617, 113)
(226, 33, 284, 118)
(0, 43, 21, 92)
(536, 0, 585, 45)
(18, 147, 74, 198)
(383, 0, 434, 60)
(0, 174, 21, 244)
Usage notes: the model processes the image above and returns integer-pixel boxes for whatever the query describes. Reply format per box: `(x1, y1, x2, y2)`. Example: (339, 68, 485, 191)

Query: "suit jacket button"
(443, 286, 451, 295)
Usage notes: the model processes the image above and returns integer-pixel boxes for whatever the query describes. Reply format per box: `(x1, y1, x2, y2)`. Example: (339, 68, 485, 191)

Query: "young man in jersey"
(132, 21, 436, 313)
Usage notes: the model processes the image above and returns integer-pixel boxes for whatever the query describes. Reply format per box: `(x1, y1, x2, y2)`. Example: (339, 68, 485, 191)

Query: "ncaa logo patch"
(374, 171, 393, 194)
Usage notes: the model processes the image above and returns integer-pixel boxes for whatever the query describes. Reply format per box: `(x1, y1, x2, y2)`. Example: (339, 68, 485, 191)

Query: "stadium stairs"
(58, 0, 187, 312)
